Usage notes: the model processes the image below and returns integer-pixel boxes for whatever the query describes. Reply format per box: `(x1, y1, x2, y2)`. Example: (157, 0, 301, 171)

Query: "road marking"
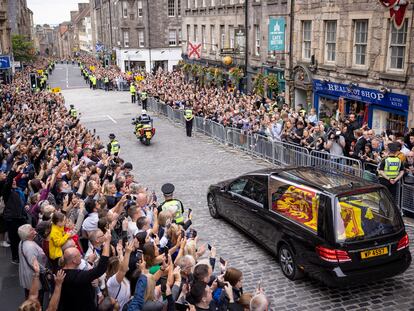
(106, 115, 117, 123)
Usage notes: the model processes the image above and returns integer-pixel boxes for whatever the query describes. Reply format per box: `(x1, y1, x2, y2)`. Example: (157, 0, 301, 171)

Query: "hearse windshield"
(334, 189, 403, 243)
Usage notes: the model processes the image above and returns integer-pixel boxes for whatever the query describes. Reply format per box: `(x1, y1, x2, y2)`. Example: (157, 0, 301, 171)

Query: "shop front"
(313, 79, 409, 135)
(292, 65, 313, 111)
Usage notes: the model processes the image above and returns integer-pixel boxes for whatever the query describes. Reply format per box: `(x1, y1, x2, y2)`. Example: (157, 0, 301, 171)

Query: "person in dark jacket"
(58, 230, 111, 311)
(3, 164, 28, 263)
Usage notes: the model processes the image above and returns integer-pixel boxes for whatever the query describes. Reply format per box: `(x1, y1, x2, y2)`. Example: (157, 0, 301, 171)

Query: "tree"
(12, 35, 36, 62)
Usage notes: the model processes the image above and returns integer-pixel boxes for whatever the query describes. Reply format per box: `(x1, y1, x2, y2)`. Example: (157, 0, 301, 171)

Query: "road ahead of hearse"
(2, 63, 412, 310)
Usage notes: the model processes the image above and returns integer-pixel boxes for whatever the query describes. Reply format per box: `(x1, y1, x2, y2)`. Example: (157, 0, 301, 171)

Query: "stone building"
(71, 3, 93, 54)
(0, 0, 11, 55)
(181, 0, 291, 93)
(34, 24, 58, 56)
(290, 0, 414, 134)
(7, 0, 33, 39)
(91, 0, 182, 72)
(57, 22, 75, 59)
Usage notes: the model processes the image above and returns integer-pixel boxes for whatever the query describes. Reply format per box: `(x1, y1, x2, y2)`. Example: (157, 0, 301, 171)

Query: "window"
(178, 0, 181, 16)
(187, 0, 191, 8)
(271, 180, 319, 232)
(229, 25, 234, 49)
(138, 30, 144, 47)
(169, 30, 177, 46)
(220, 25, 225, 49)
(302, 20, 311, 60)
(123, 30, 129, 47)
(229, 178, 248, 195)
(122, 1, 128, 18)
(389, 19, 408, 70)
(168, 0, 175, 17)
(241, 177, 267, 206)
(325, 20, 337, 62)
(335, 190, 402, 242)
(254, 25, 260, 56)
(202, 0, 206, 7)
(186, 24, 190, 43)
(202, 25, 206, 50)
(211, 0, 215, 5)
(229, 0, 235, 4)
(194, 25, 198, 42)
(178, 28, 182, 45)
(210, 25, 216, 51)
(137, 0, 143, 17)
(354, 20, 368, 66)
(194, 0, 198, 8)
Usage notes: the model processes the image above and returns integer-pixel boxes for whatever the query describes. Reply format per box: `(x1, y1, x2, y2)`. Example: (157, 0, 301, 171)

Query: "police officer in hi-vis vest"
(158, 183, 187, 227)
(184, 105, 194, 137)
(378, 142, 404, 205)
(69, 104, 78, 118)
(130, 83, 136, 104)
(107, 133, 121, 156)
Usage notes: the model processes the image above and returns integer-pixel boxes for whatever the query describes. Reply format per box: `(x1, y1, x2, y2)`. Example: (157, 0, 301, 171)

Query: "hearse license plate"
(361, 247, 388, 259)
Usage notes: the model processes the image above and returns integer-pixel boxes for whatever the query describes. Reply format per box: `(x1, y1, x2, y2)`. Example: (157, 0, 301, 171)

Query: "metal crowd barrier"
(401, 181, 414, 213)
(146, 97, 414, 211)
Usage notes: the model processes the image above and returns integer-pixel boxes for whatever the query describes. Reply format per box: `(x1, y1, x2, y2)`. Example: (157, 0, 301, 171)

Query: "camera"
(328, 129, 341, 140)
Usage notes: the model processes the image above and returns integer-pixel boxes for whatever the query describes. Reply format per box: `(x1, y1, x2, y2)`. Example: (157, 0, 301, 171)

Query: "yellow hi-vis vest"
(130, 85, 136, 94)
(110, 140, 120, 154)
(184, 109, 193, 121)
(141, 92, 147, 100)
(70, 108, 78, 118)
(161, 199, 184, 224)
(384, 157, 401, 179)
(104, 77, 109, 83)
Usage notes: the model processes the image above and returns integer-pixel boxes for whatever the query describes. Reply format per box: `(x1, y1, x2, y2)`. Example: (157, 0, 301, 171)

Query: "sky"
(27, 0, 89, 25)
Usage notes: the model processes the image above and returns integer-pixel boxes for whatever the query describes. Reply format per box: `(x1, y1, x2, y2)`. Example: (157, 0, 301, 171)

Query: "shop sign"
(268, 17, 285, 52)
(313, 79, 409, 111)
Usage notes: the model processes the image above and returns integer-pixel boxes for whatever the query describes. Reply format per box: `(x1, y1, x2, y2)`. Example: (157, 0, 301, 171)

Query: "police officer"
(141, 89, 148, 110)
(107, 133, 121, 156)
(378, 142, 404, 205)
(69, 104, 78, 118)
(104, 76, 110, 91)
(92, 75, 97, 90)
(130, 83, 136, 104)
(158, 183, 185, 225)
(184, 105, 194, 137)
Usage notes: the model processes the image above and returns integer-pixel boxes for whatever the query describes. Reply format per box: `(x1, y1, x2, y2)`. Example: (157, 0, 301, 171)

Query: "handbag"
(20, 242, 55, 292)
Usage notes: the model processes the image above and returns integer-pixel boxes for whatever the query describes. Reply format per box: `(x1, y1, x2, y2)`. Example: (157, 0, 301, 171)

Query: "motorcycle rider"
(133, 110, 153, 135)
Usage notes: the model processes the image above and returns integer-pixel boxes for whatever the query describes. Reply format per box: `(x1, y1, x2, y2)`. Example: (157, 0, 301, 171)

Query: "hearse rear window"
(335, 189, 403, 242)
(271, 184, 319, 232)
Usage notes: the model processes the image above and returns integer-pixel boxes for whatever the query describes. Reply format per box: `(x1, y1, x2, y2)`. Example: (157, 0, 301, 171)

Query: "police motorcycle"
(132, 110, 155, 146)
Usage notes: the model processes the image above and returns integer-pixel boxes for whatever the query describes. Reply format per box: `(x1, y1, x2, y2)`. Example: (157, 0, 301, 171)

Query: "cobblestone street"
(55, 64, 414, 310)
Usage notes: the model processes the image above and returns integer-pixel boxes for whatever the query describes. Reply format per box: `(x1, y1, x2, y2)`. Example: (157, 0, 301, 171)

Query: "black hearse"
(207, 167, 411, 286)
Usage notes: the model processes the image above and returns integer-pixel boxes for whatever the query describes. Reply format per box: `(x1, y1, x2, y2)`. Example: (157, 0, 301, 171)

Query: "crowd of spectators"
(0, 59, 269, 311)
(131, 69, 414, 184)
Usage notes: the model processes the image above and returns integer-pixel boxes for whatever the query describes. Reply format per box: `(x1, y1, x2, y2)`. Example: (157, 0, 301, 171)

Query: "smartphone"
(136, 249, 143, 261)
(164, 247, 169, 263)
(152, 190, 157, 202)
(160, 277, 167, 293)
(188, 208, 192, 218)
(208, 244, 212, 251)
(220, 257, 226, 265)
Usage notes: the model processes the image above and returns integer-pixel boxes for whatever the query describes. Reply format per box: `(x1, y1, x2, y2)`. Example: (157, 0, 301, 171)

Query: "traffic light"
(29, 73, 37, 90)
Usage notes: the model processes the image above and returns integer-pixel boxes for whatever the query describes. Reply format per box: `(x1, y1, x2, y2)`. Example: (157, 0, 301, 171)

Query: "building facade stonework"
(291, 0, 414, 134)
(181, 0, 290, 93)
(7, 0, 33, 39)
(92, 0, 182, 72)
(0, 0, 11, 55)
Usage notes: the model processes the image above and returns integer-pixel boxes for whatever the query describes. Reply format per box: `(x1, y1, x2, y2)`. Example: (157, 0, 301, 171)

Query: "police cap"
(124, 162, 133, 170)
(161, 183, 175, 195)
(388, 142, 400, 153)
(109, 133, 116, 139)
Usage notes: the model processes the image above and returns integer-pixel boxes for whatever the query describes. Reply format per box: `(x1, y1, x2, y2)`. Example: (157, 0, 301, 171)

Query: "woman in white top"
(105, 240, 135, 310)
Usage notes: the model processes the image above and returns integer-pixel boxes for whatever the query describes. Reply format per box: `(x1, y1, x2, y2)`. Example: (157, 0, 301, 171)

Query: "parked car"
(207, 167, 411, 287)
